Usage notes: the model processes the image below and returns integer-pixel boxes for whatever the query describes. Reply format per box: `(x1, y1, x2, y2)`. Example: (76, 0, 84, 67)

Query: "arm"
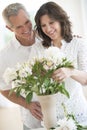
(0, 90, 43, 120)
(53, 38, 87, 86)
(71, 69, 87, 85)
(52, 67, 87, 86)
(1, 90, 27, 107)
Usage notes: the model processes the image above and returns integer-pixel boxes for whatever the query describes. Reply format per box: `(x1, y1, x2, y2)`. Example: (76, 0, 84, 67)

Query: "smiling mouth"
(48, 30, 56, 36)
(23, 31, 31, 34)
(22, 30, 33, 36)
(48, 33, 55, 39)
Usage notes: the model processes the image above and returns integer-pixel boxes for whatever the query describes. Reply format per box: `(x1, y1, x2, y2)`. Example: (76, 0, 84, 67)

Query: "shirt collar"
(12, 35, 34, 49)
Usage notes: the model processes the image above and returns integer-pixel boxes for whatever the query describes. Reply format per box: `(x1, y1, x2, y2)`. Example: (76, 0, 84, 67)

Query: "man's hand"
(26, 101, 43, 121)
(1, 90, 43, 120)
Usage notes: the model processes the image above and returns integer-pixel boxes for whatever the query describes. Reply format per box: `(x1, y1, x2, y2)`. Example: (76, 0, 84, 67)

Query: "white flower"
(18, 62, 32, 78)
(12, 79, 26, 88)
(16, 63, 22, 70)
(44, 47, 65, 64)
(3, 68, 17, 85)
(56, 118, 77, 130)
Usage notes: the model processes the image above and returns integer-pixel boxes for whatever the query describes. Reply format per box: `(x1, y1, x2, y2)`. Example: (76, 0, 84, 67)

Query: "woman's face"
(40, 14, 62, 42)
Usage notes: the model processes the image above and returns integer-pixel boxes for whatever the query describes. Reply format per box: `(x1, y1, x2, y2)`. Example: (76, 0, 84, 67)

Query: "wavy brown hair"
(35, 1, 72, 47)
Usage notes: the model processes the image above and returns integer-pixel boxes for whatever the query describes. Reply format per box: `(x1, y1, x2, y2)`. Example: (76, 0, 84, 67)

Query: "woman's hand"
(52, 67, 73, 82)
(52, 67, 87, 86)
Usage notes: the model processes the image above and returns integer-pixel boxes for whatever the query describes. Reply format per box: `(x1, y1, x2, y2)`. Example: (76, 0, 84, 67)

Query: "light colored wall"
(0, 107, 23, 130)
(0, 93, 23, 130)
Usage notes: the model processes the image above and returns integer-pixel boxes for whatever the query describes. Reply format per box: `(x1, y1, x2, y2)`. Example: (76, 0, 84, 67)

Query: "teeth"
(24, 31, 29, 34)
(50, 33, 54, 35)
(49, 31, 55, 35)
(23, 31, 32, 35)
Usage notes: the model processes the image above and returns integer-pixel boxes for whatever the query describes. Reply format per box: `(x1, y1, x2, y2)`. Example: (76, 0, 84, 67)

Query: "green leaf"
(77, 124, 87, 130)
(26, 92, 33, 103)
(50, 127, 55, 130)
(9, 87, 17, 96)
(56, 82, 70, 98)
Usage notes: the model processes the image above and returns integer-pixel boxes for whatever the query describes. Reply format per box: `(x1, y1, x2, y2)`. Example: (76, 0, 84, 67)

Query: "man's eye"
(50, 22, 54, 24)
(16, 26, 22, 29)
(25, 20, 30, 25)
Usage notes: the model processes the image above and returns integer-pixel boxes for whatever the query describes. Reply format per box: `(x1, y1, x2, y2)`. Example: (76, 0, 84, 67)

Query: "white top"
(0, 36, 45, 128)
(56, 37, 87, 124)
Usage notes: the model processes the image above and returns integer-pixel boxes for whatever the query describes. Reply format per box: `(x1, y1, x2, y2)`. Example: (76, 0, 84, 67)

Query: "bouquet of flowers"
(3, 47, 73, 103)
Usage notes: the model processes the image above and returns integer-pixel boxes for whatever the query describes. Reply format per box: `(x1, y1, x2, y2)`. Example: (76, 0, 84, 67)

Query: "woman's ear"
(6, 25, 14, 32)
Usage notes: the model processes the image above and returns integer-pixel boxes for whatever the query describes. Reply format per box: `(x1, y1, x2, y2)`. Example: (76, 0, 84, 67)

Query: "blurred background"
(0, 0, 87, 130)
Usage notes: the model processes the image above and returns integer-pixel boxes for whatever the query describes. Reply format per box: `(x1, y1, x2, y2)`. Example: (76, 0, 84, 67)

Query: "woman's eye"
(41, 24, 46, 27)
(50, 21, 54, 24)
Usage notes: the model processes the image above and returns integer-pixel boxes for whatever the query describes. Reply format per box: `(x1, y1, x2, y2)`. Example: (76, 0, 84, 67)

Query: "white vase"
(37, 94, 57, 130)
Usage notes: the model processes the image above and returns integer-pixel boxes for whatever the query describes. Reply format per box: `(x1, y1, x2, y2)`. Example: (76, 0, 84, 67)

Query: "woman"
(35, 1, 87, 124)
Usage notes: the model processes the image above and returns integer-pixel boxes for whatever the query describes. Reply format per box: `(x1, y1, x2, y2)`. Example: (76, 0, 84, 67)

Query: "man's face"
(7, 9, 33, 41)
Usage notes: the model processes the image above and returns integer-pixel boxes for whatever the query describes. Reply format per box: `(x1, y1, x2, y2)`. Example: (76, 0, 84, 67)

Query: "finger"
(34, 102, 42, 114)
(32, 109, 43, 120)
(31, 102, 43, 120)
(36, 109, 43, 120)
(58, 75, 65, 80)
(52, 73, 62, 80)
(54, 75, 65, 82)
(35, 101, 41, 107)
(36, 105, 43, 117)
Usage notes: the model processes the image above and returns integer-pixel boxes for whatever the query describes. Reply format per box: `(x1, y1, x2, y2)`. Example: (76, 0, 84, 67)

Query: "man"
(0, 3, 44, 130)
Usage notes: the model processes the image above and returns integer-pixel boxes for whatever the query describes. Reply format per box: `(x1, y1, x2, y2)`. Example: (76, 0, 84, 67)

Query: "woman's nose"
(46, 25, 52, 33)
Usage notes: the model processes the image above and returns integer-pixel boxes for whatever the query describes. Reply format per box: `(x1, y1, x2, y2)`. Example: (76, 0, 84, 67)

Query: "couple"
(0, 1, 87, 130)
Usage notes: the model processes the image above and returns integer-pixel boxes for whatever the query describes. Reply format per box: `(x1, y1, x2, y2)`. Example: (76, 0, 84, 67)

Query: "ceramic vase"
(37, 94, 57, 130)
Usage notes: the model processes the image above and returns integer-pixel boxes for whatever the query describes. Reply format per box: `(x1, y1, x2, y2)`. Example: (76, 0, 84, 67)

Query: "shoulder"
(72, 36, 87, 44)
(0, 37, 16, 64)
(71, 37, 87, 50)
(0, 40, 13, 55)
(0, 43, 10, 57)
(0, 35, 18, 54)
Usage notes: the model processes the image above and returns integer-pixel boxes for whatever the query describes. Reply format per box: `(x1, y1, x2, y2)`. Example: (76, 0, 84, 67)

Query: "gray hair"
(2, 3, 30, 27)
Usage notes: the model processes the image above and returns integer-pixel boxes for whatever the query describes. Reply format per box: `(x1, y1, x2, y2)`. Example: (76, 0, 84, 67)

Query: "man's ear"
(6, 25, 14, 32)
